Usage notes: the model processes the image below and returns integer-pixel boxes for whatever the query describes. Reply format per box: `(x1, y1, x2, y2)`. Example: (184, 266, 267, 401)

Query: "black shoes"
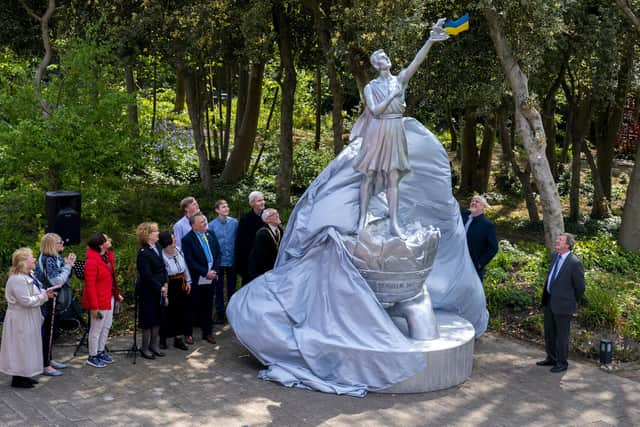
(11, 376, 35, 388)
(150, 349, 166, 357)
(174, 338, 189, 351)
(550, 365, 568, 373)
(140, 350, 156, 360)
(536, 359, 555, 366)
(213, 312, 227, 325)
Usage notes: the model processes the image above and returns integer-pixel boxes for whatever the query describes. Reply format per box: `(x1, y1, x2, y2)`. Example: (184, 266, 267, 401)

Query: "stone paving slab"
(0, 327, 638, 426)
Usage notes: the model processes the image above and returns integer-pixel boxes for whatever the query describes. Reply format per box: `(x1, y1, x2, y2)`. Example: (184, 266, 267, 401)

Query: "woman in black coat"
(135, 222, 168, 360)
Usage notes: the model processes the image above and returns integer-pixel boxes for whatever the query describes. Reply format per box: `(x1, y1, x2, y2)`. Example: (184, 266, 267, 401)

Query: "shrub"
(522, 313, 544, 335)
(580, 283, 621, 329)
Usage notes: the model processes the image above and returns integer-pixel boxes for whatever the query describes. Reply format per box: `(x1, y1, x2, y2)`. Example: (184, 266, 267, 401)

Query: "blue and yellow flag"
(444, 13, 470, 36)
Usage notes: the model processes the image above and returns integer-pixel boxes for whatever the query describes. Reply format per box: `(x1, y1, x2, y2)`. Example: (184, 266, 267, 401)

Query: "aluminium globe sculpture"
(227, 18, 488, 397)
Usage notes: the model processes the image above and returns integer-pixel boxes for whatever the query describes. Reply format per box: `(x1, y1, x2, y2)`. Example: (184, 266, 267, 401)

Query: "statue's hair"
(370, 49, 386, 68)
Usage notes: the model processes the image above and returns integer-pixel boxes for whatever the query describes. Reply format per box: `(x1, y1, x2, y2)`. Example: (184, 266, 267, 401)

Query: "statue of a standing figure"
(354, 19, 449, 237)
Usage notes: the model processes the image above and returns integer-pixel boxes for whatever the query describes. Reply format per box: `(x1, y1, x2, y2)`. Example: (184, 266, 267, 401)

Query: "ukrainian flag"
(444, 13, 470, 36)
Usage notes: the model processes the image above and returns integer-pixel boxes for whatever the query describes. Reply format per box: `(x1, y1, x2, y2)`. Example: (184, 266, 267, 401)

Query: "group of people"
(0, 189, 585, 389)
(0, 191, 283, 387)
(461, 195, 585, 374)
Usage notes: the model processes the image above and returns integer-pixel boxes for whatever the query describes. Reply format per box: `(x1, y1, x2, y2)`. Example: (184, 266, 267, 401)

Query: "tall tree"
(483, 6, 564, 250)
(614, 0, 640, 250)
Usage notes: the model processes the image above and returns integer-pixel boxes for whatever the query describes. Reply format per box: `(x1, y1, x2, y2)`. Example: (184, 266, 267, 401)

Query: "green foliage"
(580, 282, 621, 329)
(574, 233, 640, 275)
(522, 314, 544, 336)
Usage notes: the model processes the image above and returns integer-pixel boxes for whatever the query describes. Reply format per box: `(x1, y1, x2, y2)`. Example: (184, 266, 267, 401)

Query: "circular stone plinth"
(377, 311, 475, 394)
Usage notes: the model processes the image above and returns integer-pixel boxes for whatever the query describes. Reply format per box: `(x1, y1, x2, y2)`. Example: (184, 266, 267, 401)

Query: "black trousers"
(41, 300, 55, 367)
(160, 275, 191, 338)
(189, 284, 214, 339)
(543, 304, 572, 368)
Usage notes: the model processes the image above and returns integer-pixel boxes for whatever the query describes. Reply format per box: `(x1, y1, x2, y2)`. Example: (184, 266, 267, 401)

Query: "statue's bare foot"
(390, 221, 406, 239)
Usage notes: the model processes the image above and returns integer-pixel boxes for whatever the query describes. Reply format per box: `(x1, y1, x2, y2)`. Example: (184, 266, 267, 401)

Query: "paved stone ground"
(1, 327, 639, 426)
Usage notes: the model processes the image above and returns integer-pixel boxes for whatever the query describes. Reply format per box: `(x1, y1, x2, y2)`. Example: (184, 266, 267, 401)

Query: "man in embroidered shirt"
(536, 232, 585, 373)
(247, 208, 283, 282)
(208, 199, 238, 324)
(174, 197, 200, 249)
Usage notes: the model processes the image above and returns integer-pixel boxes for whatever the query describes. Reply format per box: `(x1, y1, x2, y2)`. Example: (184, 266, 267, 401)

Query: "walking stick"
(48, 294, 56, 364)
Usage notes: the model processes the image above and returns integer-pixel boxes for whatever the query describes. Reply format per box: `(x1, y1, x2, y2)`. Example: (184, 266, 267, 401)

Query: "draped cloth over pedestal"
(227, 116, 488, 397)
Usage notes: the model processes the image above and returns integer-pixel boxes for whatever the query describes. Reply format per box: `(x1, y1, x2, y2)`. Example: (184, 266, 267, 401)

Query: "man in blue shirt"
(208, 199, 238, 324)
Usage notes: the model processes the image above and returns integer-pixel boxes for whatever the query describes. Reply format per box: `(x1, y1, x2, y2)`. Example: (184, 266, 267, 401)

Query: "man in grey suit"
(536, 232, 585, 373)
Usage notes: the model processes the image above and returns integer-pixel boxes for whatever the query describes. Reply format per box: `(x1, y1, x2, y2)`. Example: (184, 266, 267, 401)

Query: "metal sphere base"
(377, 311, 475, 394)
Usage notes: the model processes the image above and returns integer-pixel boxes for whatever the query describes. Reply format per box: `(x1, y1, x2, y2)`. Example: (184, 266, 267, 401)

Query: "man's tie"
(547, 256, 560, 292)
(201, 235, 213, 264)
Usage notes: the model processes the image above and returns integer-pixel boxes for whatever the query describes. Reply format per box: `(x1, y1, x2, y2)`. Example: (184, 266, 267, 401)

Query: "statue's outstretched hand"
(429, 18, 449, 42)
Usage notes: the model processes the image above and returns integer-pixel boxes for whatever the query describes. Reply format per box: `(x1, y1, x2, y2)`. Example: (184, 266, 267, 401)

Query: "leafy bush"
(580, 283, 621, 329)
(575, 233, 640, 275)
(522, 313, 544, 335)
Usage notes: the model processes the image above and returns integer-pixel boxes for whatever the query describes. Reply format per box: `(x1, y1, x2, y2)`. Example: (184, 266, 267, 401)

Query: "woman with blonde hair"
(0, 248, 55, 388)
(136, 222, 168, 359)
(34, 233, 76, 376)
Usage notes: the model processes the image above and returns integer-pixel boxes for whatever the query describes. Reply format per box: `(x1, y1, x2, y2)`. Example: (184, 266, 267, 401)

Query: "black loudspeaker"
(45, 191, 81, 245)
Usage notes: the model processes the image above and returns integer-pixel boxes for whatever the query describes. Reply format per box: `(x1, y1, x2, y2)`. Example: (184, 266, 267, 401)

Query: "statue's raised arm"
(398, 18, 449, 86)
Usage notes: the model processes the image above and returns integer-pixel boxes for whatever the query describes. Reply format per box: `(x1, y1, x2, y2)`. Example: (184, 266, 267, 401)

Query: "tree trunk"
(223, 65, 232, 161)
(446, 104, 458, 153)
(582, 140, 609, 218)
(221, 62, 265, 183)
(124, 63, 140, 138)
(274, 1, 296, 210)
(347, 48, 370, 104)
(459, 108, 477, 195)
(314, 65, 322, 150)
(477, 117, 496, 193)
(600, 37, 636, 199)
(303, 0, 346, 156)
(498, 105, 540, 222)
(234, 61, 249, 142)
(484, 8, 563, 250)
(183, 64, 212, 192)
(542, 65, 564, 178)
(567, 93, 592, 222)
(174, 67, 186, 113)
(620, 141, 640, 250)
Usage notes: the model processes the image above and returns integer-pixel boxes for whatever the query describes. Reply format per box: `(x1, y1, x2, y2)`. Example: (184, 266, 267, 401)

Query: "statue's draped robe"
(227, 117, 488, 397)
(353, 76, 411, 181)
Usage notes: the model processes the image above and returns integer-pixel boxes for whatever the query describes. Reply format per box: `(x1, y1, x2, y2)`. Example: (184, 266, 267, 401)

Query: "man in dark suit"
(247, 208, 283, 282)
(181, 212, 221, 345)
(537, 232, 585, 373)
(235, 191, 266, 285)
(461, 195, 499, 281)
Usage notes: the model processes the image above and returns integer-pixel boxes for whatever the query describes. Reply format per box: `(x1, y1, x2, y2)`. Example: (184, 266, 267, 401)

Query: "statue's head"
(370, 49, 391, 71)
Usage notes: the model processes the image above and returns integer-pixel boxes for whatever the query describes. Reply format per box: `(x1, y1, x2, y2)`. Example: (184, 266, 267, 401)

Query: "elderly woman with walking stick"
(34, 233, 76, 376)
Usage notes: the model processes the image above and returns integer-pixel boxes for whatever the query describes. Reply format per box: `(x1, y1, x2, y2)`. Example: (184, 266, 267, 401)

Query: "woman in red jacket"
(81, 232, 123, 368)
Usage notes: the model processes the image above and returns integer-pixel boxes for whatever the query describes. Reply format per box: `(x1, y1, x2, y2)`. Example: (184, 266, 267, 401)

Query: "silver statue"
(354, 19, 449, 237)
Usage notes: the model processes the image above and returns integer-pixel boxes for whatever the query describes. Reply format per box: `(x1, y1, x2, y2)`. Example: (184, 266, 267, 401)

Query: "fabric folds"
(227, 117, 488, 396)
